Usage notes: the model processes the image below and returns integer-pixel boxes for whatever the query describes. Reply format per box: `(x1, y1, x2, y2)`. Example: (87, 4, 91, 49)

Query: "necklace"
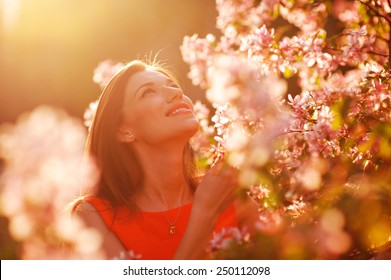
(163, 206, 183, 235)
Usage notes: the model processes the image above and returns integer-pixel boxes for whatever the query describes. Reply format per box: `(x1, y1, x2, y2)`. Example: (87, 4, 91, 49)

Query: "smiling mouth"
(167, 107, 192, 117)
(166, 103, 192, 117)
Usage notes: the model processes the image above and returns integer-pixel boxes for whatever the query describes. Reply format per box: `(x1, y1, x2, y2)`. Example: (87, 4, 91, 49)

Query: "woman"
(73, 60, 259, 259)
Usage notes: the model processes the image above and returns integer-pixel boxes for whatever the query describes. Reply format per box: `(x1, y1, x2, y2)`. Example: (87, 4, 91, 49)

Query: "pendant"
(169, 225, 176, 235)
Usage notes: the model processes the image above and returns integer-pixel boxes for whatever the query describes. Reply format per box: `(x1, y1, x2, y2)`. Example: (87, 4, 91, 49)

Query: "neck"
(132, 141, 193, 211)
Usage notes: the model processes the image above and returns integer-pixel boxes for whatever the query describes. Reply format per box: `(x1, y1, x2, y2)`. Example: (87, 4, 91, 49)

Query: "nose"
(166, 86, 183, 103)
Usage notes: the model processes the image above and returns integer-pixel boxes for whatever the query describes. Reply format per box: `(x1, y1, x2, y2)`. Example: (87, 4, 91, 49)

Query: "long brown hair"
(72, 60, 198, 213)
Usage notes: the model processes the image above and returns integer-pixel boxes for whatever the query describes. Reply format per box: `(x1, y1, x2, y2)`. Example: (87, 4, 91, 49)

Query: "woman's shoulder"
(71, 196, 116, 226)
(72, 196, 112, 212)
(72, 197, 128, 258)
(73, 197, 116, 234)
(72, 196, 104, 217)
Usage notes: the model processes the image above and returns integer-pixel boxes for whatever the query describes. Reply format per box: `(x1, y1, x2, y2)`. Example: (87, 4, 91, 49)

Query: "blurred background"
(0, 0, 217, 124)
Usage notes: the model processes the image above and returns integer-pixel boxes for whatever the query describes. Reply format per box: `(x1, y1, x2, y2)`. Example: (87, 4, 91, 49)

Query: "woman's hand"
(173, 156, 240, 259)
(193, 156, 239, 218)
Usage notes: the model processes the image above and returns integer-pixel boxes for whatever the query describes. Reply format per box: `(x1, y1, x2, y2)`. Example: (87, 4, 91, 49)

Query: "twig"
(331, 33, 389, 45)
(389, 22, 391, 70)
(365, 50, 390, 57)
(374, 35, 390, 44)
(357, 0, 391, 23)
(373, 0, 384, 11)
(325, 47, 389, 58)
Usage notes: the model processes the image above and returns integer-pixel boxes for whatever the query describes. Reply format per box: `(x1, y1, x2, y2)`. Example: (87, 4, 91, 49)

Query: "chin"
(174, 119, 200, 141)
(183, 120, 200, 138)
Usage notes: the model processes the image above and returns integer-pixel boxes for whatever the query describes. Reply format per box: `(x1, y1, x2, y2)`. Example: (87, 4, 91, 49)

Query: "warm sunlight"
(1, 0, 391, 266)
(1, 0, 20, 32)
(0, 0, 213, 123)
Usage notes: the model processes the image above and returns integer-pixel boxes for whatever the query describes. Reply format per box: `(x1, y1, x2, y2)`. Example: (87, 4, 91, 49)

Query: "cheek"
(123, 98, 160, 126)
(127, 106, 164, 138)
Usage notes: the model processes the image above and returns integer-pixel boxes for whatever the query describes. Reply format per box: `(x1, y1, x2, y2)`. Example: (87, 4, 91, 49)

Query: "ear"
(117, 129, 136, 143)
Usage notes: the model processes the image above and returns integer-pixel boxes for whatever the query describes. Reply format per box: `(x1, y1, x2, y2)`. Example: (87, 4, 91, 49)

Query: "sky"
(0, 0, 218, 123)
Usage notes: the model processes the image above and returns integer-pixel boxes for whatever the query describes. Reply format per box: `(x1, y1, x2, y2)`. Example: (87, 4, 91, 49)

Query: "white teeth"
(168, 108, 190, 116)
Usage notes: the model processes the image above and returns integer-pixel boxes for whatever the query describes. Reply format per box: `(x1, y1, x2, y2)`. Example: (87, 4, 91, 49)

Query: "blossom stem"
(357, 0, 391, 23)
(389, 22, 391, 70)
(325, 47, 389, 58)
(365, 50, 390, 58)
(374, 35, 390, 44)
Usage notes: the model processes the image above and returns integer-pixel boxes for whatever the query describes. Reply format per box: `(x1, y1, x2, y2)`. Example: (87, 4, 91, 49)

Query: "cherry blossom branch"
(374, 0, 391, 15)
(287, 129, 310, 134)
(374, 35, 390, 44)
(389, 22, 391, 70)
(325, 47, 389, 58)
(328, 33, 389, 46)
(374, 0, 385, 11)
(365, 50, 390, 57)
(357, 0, 391, 23)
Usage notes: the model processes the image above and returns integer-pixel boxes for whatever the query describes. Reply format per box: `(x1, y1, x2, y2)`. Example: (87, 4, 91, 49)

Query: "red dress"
(86, 196, 238, 259)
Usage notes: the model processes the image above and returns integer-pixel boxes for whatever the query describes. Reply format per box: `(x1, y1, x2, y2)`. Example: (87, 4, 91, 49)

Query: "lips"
(165, 103, 192, 117)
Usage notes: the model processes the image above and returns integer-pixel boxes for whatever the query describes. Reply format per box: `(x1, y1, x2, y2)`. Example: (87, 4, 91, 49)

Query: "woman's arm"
(234, 196, 259, 233)
(75, 202, 127, 259)
(174, 160, 239, 259)
(174, 194, 259, 260)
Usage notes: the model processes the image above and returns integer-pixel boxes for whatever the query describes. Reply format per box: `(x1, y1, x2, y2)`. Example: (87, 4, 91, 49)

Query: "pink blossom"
(113, 250, 142, 260)
(279, 3, 327, 33)
(332, 0, 360, 24)
(167, 0, 391, 259)
(83, 99, 99, 129)
(0, 106, 101, 259)
(93, 59, 124, 90)
(285, 199, 308, 219)
(206, 55, 258, 106)
(207, 227, 250, 253)
(240, 25, 275, 55)
(256, 210, 285, 234)
(180, 34, 216, 88)
(189, 101, 215, 162)
(216, 0, 257, 33)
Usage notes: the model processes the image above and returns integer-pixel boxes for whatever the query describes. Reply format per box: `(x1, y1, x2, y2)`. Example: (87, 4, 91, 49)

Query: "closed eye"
(168, 81, 180, 88)
(141, 88, 156, 97)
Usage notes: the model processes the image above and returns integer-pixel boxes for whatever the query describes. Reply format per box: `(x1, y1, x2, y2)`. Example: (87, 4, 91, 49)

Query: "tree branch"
(373, 0, 384, 11)
(374, 35, 390, 44)
(389, 22, 391, 70)
(357, 0, 391, 23)
(325, 47, 389, 58)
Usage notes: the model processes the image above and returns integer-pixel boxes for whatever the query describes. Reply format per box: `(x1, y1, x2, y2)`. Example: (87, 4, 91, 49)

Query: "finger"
(209, 155, 224, 175)
(211, 153, 224, 167)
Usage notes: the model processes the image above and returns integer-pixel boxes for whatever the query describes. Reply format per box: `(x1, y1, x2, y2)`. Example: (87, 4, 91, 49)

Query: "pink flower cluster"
(216, 0, 280, 39)
(279, 1, 327, 33)
(0, 106, 102, 259)
(93, 59, 124, 90)
(84, 60, 125, 129)
(207, 227, 250, 254)
(181, 34, 216, 88)
(180, 0, 391, 258)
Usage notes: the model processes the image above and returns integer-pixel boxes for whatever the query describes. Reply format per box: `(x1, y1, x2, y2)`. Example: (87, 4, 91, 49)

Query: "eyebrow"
(134, 78, 177, 97)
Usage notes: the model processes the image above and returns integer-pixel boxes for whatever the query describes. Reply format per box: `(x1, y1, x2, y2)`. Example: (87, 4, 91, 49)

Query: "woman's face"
(119, 69, 199, 145)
